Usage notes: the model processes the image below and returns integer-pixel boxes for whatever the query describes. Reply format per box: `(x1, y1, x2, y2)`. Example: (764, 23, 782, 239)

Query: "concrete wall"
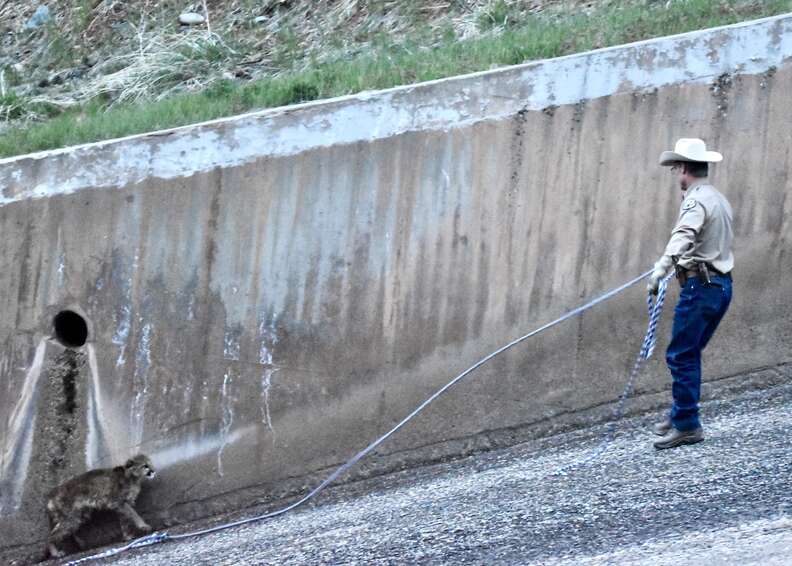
(1, 13, 791, 560)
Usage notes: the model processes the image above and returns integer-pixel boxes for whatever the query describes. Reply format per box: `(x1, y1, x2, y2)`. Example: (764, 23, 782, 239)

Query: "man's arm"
(647, 198, 706, 293)
(663, 198, 707, 265)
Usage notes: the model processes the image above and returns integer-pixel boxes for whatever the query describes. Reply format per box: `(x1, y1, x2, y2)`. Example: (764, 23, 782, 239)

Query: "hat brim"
(659, 150, 723, 166)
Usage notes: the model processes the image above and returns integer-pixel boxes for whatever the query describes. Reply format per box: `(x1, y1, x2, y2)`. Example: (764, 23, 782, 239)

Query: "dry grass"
(77, 32, 240, 106)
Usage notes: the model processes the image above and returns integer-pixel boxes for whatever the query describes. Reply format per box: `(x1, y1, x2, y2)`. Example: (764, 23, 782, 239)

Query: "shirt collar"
(683, 179, 708, 198)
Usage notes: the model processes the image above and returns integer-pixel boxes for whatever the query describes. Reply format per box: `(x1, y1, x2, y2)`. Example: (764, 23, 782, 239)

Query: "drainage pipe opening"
(53, 311, 88, 348)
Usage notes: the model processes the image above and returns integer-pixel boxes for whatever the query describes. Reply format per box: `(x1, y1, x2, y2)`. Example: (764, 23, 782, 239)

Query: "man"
(647, 138, 734, 450)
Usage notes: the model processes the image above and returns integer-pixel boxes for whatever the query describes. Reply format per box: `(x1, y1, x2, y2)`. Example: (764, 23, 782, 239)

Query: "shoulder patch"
(682, 198, 698, 211)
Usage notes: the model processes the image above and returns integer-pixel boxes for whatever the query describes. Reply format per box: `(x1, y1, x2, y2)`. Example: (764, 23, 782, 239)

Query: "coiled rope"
(553, 270, 674, 475)
(65, 269, 672, 565)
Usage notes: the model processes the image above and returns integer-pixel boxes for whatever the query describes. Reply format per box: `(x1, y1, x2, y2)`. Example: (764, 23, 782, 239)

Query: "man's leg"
(663, 277, 732, 436)
(699, 276, 732, 351)
(666, 281, 708, 432)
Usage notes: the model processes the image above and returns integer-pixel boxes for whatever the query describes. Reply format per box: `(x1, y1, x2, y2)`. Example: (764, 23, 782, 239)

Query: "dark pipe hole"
(53, 311, 88, 348)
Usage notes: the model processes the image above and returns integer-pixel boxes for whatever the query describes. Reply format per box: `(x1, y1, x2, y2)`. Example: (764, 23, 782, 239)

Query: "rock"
(178, 12, 206, 26)
(24, 5, 51, 30)
(48, 72, 64, 86)
(37, 68, 84, 89)
(66, 68, 84, 81)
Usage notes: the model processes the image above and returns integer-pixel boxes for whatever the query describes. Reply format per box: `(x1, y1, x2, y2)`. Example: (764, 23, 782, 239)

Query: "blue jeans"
(666, 274, 732, 431)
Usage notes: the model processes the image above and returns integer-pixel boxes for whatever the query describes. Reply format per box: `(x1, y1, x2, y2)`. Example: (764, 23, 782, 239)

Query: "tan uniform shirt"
(663, 181, 734, 273)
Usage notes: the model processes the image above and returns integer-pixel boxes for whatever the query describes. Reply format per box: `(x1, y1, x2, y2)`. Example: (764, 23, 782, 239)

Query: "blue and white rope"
(553, 271, 674, 475)
(64, 532, 170, 565)
(642, 272, 674, 359)
(64, 269, 669, 565)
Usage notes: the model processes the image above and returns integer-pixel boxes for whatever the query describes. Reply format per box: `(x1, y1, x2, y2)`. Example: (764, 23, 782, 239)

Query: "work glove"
(647, 255, 673, 295)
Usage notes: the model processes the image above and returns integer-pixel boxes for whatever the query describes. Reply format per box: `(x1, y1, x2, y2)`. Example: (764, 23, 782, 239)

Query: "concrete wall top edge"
(0, 12, 790, 206)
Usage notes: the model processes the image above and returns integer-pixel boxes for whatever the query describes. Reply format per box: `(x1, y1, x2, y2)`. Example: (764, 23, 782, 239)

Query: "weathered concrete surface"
(51, 378, 792, 565)
(1, 13, 791, 563)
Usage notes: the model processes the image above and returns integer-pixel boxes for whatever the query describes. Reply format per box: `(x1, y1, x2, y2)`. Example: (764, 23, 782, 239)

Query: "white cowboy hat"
(659, 138, 723, 166)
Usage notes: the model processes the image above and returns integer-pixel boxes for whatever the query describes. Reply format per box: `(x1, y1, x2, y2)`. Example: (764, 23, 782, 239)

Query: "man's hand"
(647, 255, 673, 295)
(647, 271, 664, 295)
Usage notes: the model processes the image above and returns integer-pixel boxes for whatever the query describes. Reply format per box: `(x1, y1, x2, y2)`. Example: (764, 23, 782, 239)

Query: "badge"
(682, 199, 697, 211)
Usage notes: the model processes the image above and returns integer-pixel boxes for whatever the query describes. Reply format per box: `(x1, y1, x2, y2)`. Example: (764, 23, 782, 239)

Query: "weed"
(477, 0, 517, 31)
(0, 93, 61, 122)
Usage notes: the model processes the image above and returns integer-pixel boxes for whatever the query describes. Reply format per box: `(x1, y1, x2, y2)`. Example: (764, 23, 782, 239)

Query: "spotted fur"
(45, 454, 156, 558)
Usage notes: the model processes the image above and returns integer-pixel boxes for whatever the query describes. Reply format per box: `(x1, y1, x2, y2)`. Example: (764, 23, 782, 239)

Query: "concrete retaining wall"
(1, 13, 791, 560)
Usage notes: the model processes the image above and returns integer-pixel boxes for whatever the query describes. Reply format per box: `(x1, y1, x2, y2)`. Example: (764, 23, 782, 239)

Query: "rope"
(65, 268, 666, 565)
(553, 271, 674, 475)
(64, 532, 170, 565)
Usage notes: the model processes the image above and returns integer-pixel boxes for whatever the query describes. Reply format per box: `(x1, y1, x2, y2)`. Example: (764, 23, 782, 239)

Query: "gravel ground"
(75, 382, 792, 565)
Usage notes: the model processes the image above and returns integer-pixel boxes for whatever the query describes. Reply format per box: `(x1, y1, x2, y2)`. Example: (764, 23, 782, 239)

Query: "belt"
(676, 263, 732, 286)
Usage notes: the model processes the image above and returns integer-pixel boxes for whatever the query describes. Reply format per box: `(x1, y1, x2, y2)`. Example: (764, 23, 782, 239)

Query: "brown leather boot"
(653, 427, 704, 450)
(652, 417, 672, 437)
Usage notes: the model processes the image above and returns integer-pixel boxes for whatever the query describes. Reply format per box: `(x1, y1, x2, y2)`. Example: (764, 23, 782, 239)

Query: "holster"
(700, 262, 712, 284)
(674, 264, 688, 286)
(675, 263, 712, 287)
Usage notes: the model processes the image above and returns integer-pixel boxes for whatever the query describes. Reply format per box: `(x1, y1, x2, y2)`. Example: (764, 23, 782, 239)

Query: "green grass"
(1, 0, 790, 158)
